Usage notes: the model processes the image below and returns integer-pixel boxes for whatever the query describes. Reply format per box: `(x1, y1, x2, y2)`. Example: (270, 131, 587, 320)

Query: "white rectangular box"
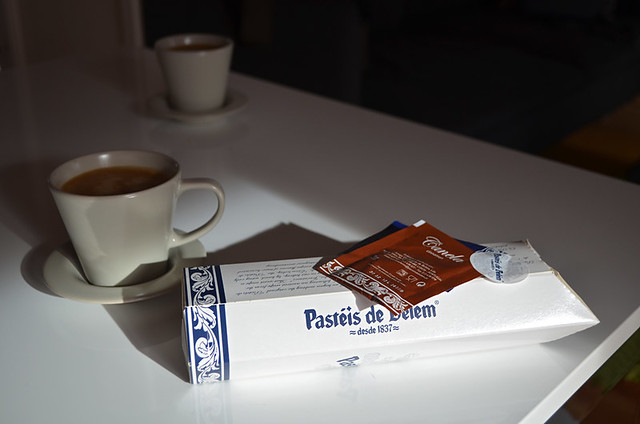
(182, 241, 598, 383)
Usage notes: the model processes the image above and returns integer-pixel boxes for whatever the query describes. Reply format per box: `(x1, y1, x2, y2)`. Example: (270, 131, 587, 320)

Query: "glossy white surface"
(1, 49, 639, 423)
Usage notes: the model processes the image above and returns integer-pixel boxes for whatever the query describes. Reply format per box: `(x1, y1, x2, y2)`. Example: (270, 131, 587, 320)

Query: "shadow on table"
(0, 159, 69, 247)
(103, 223, 352, 382)
(4, 158, 73, 297)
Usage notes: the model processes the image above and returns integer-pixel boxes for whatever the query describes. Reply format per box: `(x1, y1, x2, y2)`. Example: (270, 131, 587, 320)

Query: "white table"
(1, 49, 638, 423)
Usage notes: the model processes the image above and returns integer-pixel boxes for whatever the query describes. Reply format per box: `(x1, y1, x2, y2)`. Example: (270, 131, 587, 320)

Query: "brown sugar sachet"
(315, 220, 481, 315)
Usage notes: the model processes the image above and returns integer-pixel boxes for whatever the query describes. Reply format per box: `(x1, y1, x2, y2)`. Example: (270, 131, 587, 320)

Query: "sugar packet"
(315, 220, 482, 315)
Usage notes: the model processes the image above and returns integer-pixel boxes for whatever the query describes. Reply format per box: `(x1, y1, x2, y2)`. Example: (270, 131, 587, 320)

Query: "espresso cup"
(49, 150, 225, 287)
(155, 33, 233, 113)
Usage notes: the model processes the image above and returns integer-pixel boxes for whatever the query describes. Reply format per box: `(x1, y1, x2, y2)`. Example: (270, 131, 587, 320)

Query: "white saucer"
(43, 240, 206, 304)
(147, 90, 248, 124)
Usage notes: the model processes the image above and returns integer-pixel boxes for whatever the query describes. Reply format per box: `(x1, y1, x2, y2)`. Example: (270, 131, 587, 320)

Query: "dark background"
(143, 0, 640, 180)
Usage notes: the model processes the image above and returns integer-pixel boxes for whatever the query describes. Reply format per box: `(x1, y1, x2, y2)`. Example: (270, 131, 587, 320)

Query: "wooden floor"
(543, 96, 640, 184)
(559, 329, 640, 423)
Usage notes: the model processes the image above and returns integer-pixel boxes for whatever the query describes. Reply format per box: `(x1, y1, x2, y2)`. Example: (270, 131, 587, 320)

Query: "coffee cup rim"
(49, 150, 180, 198)
(154, 33, 233, 53)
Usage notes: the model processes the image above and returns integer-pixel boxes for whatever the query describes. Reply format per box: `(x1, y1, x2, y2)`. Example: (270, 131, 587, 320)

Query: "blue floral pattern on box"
(184, 266, 228, 383)
(186, 266, 219, 306)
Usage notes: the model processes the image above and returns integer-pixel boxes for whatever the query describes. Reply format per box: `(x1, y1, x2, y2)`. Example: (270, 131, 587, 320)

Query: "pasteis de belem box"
(181, 241, 598, 384)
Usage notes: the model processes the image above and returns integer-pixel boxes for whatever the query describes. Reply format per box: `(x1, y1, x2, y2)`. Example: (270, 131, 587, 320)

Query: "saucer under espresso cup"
(147, 89, 248, 124)
(43, 238, 206, 304)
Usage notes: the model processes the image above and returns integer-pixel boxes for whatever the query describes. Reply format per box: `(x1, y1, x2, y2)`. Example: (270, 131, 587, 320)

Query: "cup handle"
(169, 178, 225, 248)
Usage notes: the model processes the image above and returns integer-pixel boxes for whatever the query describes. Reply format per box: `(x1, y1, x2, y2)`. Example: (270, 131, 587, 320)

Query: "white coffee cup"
(49, 150, 225, 287)
(155, 33, 233, 113)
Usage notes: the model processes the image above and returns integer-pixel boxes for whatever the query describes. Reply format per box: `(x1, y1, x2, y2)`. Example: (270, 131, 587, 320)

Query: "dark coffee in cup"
(170, 42, 226, 52)
(61, 166, 173, 196)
